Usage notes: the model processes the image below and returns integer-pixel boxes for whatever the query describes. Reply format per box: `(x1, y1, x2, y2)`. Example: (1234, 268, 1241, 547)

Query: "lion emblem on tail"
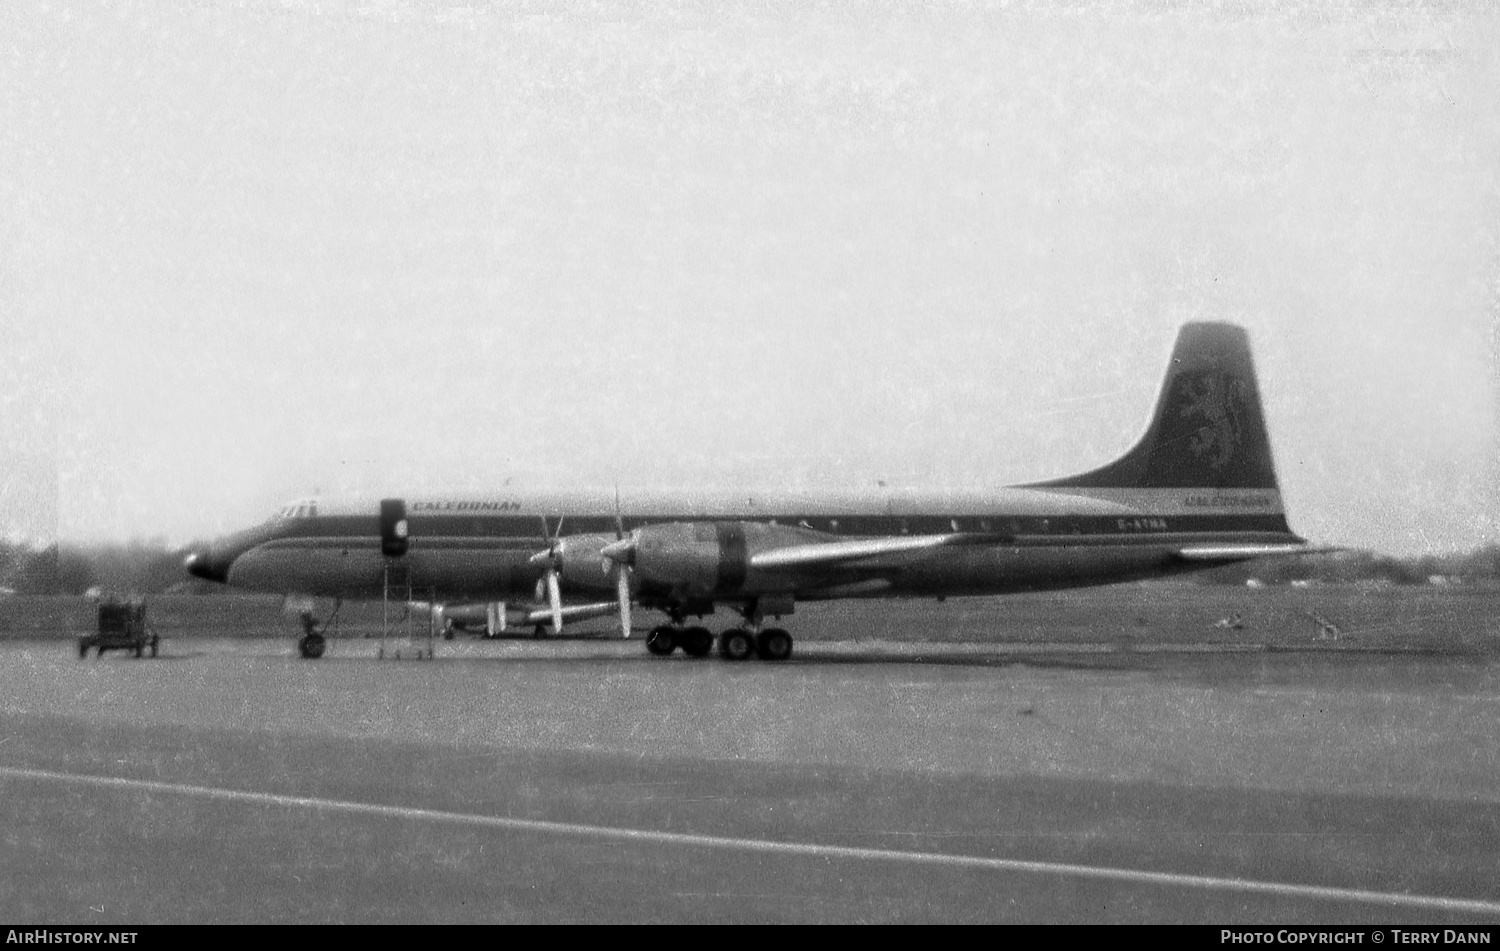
(1176, 372, 1245, 470)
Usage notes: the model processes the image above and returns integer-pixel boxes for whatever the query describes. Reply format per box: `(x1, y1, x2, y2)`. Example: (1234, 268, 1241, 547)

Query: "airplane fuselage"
(193, 485, 1296, 604)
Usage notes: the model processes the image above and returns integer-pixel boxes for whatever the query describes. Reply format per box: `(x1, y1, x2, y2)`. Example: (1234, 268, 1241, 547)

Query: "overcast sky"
(3, 0, 1496, 555)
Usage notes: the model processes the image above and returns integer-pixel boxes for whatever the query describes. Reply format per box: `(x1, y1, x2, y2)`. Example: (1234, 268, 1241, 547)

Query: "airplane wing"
(753, 537, 1333, 572)
(750, 533, 1004, 570)
(442, 600, 623, 632)
(518, 601, 622, 626)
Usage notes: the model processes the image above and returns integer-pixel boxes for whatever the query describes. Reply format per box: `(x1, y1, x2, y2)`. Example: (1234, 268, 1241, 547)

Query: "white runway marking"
(5, 765, 1498, 916)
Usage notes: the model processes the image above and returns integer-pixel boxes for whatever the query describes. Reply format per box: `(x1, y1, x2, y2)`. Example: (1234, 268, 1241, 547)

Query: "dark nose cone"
(184, 548, 230, 584)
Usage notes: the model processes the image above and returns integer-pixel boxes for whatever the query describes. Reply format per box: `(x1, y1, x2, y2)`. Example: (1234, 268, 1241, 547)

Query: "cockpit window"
(274, 499, 319, 520)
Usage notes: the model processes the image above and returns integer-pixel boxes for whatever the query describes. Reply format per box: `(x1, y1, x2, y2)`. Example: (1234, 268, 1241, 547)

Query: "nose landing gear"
(298, 632, 326, 659)
(296, 601, 339, 659)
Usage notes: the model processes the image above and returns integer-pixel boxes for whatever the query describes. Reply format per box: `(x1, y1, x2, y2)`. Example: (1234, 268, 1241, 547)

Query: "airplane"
(184, 321, 1316, 660)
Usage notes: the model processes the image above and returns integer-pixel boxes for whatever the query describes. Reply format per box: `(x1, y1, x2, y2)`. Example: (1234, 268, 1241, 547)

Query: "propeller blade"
(532, 516, 567, 633)
(545, 569, 563, 633)
(615, 566, 632, 639)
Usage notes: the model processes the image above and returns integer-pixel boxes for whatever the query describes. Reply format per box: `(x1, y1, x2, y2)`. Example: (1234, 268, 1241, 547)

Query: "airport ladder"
(378, 559, 435, 660)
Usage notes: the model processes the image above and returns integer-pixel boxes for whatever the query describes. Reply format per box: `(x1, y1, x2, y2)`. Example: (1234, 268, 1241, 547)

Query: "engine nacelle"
(421, 601, 525, 636)
(551, 521, 812, 598)
(629, 522, 734, 596)
(551, 532, 623, 590)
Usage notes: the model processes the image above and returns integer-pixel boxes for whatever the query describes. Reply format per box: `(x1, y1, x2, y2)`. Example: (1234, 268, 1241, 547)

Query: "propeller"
(527, 516, 566, 634)
(606, 490, 634, 640)
(527, 503, 637, 640)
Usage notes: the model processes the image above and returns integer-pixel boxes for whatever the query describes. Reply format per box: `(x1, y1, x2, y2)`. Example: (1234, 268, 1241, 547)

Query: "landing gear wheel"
(646, 625, 677, 656)
(756, 628, 793, 661)
(718, 628, 756, 661)
(298, 633, 326, 659)
(680, 626, 713, 657)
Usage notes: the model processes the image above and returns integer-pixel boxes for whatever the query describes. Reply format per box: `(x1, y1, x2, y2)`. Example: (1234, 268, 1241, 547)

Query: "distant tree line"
(1195, 545, 1500, 586)
(2, 538, 1498, 596)
(0, 539, 205, 596)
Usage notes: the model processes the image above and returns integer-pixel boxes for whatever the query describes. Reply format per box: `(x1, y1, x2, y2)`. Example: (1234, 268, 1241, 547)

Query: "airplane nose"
(184, 548, 230, 584)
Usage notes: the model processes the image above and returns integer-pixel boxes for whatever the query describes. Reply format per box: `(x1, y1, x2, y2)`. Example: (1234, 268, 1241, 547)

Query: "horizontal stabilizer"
(1173, 544, 1335, 563)
(751, 533, 1004, 570)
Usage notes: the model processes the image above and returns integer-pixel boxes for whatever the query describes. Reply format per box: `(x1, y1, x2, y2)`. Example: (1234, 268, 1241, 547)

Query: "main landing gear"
(644, 623, 793, 662)
(646, 624, 713, 657)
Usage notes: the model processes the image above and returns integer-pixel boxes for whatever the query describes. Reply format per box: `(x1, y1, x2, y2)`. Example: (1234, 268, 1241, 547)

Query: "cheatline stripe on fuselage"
(256, 512, 1295, 541)
(260, 531, 1301, 554)
(1037, 487, 1285, 515)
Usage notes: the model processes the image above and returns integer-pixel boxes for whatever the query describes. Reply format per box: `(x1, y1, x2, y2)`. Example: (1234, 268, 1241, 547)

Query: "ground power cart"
(79, 599, 159, 658)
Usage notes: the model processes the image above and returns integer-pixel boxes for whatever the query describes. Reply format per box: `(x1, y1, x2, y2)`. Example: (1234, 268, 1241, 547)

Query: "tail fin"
(1038, 322, 1280, 490)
